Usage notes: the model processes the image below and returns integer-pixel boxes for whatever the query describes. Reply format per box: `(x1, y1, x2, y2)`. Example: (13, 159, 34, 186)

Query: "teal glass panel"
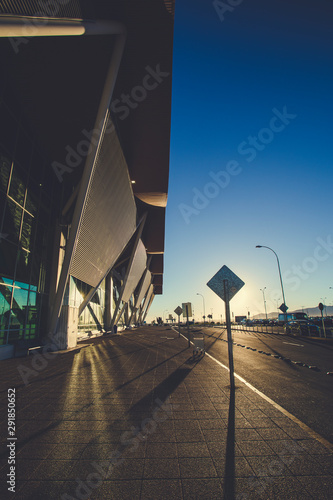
(0, 281, 11, 332)
(11, 287, 28, 335)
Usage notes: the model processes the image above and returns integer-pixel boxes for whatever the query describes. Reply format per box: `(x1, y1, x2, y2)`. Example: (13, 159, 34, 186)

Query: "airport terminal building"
(0, 0, 175, 358)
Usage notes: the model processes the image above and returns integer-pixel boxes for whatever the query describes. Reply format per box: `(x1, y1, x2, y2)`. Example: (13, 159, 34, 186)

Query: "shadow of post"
(223, 380, 235, 500)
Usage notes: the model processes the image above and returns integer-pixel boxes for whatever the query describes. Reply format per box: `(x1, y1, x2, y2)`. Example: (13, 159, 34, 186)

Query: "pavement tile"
(49, 443, 88, 460)
(237, 440, 277, 457)
(1, 326, 331, 499)
(80, 443, 121, 460)
(246, 455, 293, 477)
(30, 459, 76, 481)
(234, 476, 272, 500)
(177, 442, 211, 458)
(267, 438, 307, 456)
(175, 428, 204, 442)
(198, 418, 226, 430)
(141, 479, 182, 500)
(297, 475, 333, 499)
(256, 427, 290, 440)
(234, 417, 254, 429)
(201, 428, 226, 442)
(259, 476, 314, 499)
(281, 454, 330, 476)
(181, 478, 224, 499)
(179, 457, 218, 478)
(145, 429, 177, 443)
(15, 459, 42, 481)
(206, 440, 244, 458)
(146, 442, 177, 458)
(235, 428, 262, 441)
(174, 419, 201, 431)
(143, 458, 180, 478)
(108, 458, 144, 479)
(16, 480, 66, 500)
(296, 438, 332, 455)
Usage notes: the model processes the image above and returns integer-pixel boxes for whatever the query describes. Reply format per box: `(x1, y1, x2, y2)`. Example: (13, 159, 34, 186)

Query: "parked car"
(284, 320, 319, 336)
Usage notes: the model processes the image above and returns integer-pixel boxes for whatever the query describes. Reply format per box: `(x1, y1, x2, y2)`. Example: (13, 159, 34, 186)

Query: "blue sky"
(148, 0, 333, 322)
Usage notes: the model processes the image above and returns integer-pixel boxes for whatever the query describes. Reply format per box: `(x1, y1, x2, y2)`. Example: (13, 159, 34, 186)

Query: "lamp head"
(256, 245, 262, 248)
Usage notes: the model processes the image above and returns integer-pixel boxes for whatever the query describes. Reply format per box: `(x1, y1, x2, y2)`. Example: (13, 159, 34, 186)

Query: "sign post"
(223, 279, 235, 390)
(182, 303, 192, 347)
(207, 265, 245, 390)
(174, 306, 183, 338)
(319, 302, 326, 338)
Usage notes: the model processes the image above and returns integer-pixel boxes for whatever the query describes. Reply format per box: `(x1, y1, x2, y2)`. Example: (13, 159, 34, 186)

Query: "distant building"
(0, 0, 175, 358)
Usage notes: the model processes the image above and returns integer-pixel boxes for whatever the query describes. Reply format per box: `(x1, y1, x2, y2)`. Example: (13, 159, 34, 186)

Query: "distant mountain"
(253, 305, 333, 320)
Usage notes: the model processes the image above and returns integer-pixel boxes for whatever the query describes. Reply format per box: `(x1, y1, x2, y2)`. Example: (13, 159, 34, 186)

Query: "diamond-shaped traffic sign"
(174, 306, 183, 316)
(207, 265, 245, 302)
(279, 303, 288, 313)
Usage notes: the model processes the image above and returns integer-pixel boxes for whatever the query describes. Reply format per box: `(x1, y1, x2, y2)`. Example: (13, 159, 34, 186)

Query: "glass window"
(0, 103, 18, 158)
(0, 238, 17, 278)
(15, 248, 31, 283)
(12, 286, 28, 332)
(21, 211, 34, 253)
(8, 162, 27, 207)
(25, 291, 38, 340)
(15, 248, 32, 285)
(0, 152, 11, 194)
(15, 128, 32, 172)
(0, 281, 12, 332)
(25, 182, 39, 217)
(2, 198, 22, 245)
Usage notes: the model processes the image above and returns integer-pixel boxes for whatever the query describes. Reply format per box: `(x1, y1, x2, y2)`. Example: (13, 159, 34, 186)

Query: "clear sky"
(148, 0, 333, 323)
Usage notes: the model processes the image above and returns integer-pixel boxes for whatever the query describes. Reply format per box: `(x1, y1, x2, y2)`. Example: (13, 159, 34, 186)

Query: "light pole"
(260, 287, 268, 320)
(321, 297, 327, 317)
(197, 293, 205, 326)
(256, 245, 287, 320)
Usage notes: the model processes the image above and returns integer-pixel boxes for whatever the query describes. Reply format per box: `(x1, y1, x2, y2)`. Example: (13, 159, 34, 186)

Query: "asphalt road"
(187, 326, 333, 444)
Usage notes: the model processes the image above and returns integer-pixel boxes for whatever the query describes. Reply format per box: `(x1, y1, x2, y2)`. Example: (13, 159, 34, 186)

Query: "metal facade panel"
(69, 118, 137, 287)
(135, 270, 151, 309)
(0, 0, 82, 17)
(142, 283, 154, 313)
(122, 239, 147, 303)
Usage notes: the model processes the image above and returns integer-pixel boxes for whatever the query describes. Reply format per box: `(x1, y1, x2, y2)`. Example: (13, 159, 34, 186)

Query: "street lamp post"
(197, 293, 206, 326)
(256, 245, 287, 320)
(260, 287, 268, 320)
(163, 309, 168, 324)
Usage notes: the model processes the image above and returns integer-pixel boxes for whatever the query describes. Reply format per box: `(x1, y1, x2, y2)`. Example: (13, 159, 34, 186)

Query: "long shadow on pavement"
(223, 382, 235, 500)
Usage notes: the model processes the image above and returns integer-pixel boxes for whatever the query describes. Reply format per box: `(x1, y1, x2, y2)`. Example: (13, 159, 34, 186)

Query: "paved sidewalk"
(0, 326, 332, 499)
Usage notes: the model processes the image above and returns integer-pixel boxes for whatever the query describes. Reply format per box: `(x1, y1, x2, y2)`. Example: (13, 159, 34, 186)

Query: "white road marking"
(171, 327, 332, 452)
(283, 342, 304, 347)
(204, 350, 332, 451)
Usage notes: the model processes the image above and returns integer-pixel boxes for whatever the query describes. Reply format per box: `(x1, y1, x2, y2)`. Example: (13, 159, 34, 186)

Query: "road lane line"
(283, 342, 304, 347)
(204, 350, 333, 452)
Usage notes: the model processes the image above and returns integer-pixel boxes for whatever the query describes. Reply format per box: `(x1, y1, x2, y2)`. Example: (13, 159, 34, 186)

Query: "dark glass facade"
(0, 96, 55, 346)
